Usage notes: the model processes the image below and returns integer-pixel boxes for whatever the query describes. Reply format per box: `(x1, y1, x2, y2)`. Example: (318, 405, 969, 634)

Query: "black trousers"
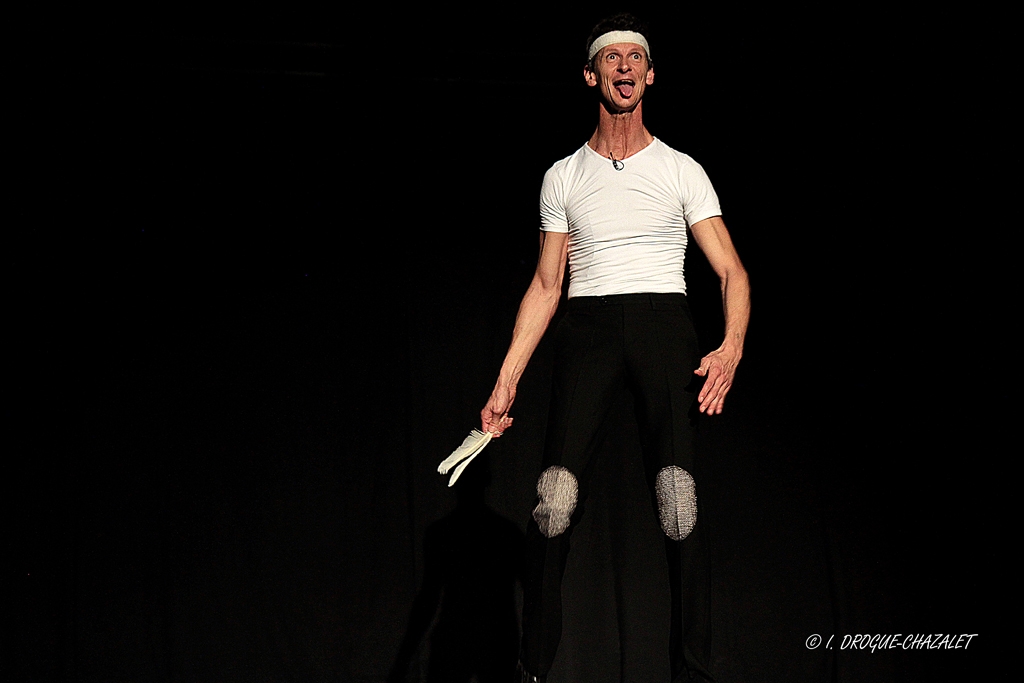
(521, 293, 714, 682)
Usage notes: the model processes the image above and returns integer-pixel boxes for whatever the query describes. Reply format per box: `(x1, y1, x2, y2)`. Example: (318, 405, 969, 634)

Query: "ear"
(646, 67, 655, 86)
(584, 66, 597, 87)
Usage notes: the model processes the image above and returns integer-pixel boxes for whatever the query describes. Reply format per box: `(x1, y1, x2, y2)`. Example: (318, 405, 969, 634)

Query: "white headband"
(587, 30, 651, 62)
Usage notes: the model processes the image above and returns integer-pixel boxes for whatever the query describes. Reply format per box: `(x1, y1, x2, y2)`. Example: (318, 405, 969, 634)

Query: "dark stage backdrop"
(8, 3, 1015, 682)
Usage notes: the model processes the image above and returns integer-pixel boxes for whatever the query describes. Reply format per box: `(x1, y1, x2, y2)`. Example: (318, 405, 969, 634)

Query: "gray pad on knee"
(533, 466, 578, 538)
(655, 466, 697, 541)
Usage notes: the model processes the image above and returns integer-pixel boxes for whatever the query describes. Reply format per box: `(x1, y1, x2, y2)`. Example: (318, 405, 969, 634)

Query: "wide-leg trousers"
(520, 293, 714, 682)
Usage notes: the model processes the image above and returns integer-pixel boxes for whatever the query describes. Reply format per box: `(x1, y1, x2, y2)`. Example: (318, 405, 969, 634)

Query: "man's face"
(584, 43, 654, 112)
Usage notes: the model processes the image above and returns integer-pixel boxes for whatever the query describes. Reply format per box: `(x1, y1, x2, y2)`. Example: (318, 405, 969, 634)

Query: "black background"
(8, 2, 1016, 681)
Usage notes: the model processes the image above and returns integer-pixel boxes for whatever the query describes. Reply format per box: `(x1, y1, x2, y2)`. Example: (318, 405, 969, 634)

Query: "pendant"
(611, 158, 624, 171)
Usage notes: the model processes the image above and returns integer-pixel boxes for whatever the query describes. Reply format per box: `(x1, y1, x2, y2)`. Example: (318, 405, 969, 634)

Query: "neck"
(587, 100, 653, 161)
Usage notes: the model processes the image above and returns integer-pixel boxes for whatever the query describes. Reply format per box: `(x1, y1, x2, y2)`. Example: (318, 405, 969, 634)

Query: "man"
(481, 13, 749, 683)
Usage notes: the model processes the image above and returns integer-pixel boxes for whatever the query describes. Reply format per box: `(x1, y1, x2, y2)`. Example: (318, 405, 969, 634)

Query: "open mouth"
(613, 79, 635, 98)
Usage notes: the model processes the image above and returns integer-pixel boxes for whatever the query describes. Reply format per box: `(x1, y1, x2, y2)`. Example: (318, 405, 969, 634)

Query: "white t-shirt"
(539, 138, 721, 298)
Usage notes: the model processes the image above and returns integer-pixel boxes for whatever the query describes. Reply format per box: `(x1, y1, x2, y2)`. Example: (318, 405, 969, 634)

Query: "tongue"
(616, 83, 634, 98)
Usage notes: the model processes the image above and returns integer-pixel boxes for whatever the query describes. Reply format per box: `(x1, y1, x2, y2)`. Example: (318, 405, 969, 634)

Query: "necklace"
(609, 154, 624, 171)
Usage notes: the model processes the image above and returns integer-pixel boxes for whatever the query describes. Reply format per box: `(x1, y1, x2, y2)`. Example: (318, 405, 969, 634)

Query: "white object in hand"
(437, 429, 493, 487)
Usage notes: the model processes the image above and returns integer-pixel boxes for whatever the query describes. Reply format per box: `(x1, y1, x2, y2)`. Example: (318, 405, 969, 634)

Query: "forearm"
(718, 265, 750, 357)
(497, 277, 562, 389)
(689, 215, 750, 360)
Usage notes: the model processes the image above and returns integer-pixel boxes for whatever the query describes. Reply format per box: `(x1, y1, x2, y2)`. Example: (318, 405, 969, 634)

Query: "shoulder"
(544, 143, 591, 178)
(649, 140, 715, 194)
(650, 138, 704, 172)
(541, 143, 593, 197)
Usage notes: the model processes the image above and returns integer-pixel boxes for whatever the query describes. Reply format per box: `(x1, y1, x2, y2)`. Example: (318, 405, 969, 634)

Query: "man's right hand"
(481, 381, 516, 437)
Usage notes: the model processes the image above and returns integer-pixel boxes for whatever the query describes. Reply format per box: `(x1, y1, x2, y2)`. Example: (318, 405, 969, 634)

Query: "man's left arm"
(689, 215, 750, 415)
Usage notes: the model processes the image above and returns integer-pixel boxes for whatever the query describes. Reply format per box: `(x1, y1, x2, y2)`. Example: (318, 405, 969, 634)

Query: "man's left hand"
(694, 346, 740, 415)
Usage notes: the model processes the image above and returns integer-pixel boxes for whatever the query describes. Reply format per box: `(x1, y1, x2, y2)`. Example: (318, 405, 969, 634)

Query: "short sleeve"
(539, 164, 570, 233)
(679, 158, 722, 227)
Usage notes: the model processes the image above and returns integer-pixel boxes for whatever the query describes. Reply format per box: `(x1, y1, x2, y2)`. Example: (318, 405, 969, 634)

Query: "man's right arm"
(481, 230, 569, 435)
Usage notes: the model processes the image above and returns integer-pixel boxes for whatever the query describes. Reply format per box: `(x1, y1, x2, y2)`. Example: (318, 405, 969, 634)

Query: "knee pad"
(532, 466, 578, 538)
(655, 466, 697, 541)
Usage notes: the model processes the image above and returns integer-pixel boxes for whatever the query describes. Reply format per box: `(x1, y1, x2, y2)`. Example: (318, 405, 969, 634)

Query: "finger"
(697, 364, 721, 402)
(699, 391, 711, 412)
(708, 391, 723, 414)
(487, 413, 509, 436)
(695, 352, 719, 377)
(707, 382, 732, 414)
(699, 375, 725, 412)
(483, 410, 501, 433)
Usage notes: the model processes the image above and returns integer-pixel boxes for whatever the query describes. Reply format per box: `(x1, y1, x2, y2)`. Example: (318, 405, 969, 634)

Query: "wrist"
(719, 339, 743, 358)
(498, 366, 521, 390)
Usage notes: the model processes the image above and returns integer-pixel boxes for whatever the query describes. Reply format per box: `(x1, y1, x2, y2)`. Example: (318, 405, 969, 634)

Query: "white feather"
(446, 448, 482, 487)
(437, 429, 493, 486)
